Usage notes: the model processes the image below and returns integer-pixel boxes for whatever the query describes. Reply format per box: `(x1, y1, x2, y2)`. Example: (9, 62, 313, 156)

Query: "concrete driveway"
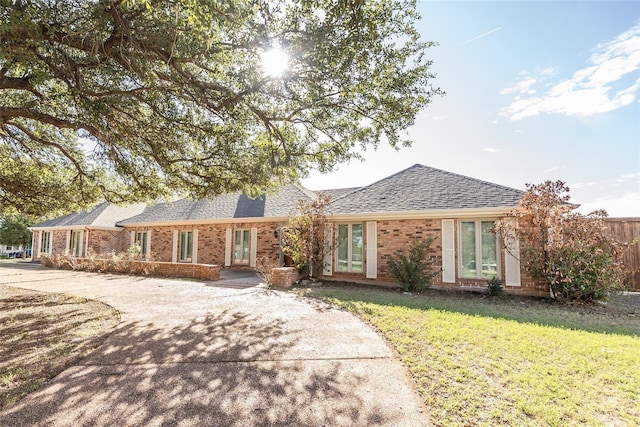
(0, 263, 429, 426)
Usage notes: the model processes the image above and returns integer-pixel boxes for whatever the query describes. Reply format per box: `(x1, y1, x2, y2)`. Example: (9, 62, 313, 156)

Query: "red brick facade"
(122, 221, 282, 267)
(32, 217, 547, 295)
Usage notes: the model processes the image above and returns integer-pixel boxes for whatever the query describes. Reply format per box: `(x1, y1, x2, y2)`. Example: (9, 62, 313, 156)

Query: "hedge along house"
(322, 164, 545, 295)
(30, 202, 146, 258)
(115, 185, 315, 268)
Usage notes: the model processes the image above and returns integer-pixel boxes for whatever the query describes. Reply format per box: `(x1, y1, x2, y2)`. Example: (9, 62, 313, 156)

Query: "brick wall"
(122, 221, 282, 266)
(88, 229, 125, 254)
(324, 218, 548, 296)
(52, 230, 68, 254)
(271, 267, 301, 287)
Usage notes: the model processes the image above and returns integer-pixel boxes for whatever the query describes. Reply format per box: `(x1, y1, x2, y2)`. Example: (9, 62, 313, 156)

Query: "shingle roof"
(328, 164, 524, 214)
(118, 185, 314, 225)
(33, 203, 147, 228)
(316, 187, 361, 200)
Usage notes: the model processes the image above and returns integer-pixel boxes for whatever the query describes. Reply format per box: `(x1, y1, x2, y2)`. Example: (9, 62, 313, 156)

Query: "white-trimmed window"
(336, 223, 363, 273)
(460, 220, 499, 279)
(179, 231, 193, 262)
(136, 231, 148, 258)
(70, 230, 82, 257)
(234, 229, 250, 265)
(41, 231, 52, 255)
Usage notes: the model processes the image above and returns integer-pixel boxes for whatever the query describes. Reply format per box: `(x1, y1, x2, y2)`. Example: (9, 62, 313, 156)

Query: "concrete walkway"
(0, 263, 429, 426)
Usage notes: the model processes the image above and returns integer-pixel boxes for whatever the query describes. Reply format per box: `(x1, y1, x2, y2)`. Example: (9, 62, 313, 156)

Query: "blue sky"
(302, 1, 640, 216)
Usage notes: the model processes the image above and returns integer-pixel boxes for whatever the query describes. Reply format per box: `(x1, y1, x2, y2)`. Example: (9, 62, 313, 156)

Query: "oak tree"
(0, 0, 442, 217)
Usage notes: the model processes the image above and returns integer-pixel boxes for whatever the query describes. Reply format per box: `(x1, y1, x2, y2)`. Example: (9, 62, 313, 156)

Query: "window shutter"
(224, 228, 232, 266)
(130, 231, 135, 247)
(146, 231, 152, 258)
(441, 220, 456, 283)
(192, 229, 199, 264)
(172, 230, 178, 263)
(65, 230, 71, 255)
(504, 219, 521, 287)
(249, 227, 258, 267)
(366, 221, 377, 279)
(323, 226, 333, 276)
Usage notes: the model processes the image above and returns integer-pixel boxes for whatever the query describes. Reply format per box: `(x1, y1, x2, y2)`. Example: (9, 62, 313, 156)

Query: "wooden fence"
(607, 218, 640, 291)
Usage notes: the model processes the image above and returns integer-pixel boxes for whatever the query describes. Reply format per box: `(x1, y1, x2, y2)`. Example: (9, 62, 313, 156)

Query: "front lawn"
(0, 285, 120, 410)
(296, 286, 640, 426)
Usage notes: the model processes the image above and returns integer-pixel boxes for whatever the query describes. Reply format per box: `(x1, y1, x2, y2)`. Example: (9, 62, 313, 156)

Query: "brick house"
(30, 164, 546, 295)
(30, 203, 146, 258)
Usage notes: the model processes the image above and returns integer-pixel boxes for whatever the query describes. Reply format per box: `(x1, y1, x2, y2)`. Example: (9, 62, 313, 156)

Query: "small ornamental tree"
(494, 180, 625, 302)
(282, 194, 332, 279)
(0, 215, 32, 258)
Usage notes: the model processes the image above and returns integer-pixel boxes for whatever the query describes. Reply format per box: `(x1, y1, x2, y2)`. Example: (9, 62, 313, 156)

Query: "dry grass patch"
(0, 285, 119, 410)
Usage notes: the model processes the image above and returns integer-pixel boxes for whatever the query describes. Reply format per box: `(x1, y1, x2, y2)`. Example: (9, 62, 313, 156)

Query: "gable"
(329, 164, 524, 214)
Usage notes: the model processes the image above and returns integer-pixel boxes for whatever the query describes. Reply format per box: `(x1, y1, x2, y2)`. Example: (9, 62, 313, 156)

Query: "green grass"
(297, 286, 640, 426)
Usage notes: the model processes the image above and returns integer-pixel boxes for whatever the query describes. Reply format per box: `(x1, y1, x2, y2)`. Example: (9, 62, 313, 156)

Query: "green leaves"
(1, 0, 441, 216)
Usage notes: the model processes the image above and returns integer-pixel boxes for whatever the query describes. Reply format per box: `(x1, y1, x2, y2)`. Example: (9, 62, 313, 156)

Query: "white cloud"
(499, 76, 538, 95)
(482, 147, 500, 152)
(500, 22, 640, 120)
(431, 115, 448, 121)
(616, 172, 640, 183)
(542, 165, 567, 173)
(576, 192, 640, 217)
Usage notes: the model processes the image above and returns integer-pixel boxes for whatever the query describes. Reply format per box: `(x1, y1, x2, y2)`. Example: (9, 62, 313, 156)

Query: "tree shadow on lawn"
(0, 308, 398, 427)
(304, 284, 640, 337)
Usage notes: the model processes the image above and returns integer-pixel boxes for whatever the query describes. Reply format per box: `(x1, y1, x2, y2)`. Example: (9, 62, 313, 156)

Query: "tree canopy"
(0, 215, 32, 253)
(0, 0, 442, 217)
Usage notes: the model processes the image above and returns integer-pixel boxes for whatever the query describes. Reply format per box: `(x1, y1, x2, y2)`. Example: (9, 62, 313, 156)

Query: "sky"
(302, 1, 640, 217)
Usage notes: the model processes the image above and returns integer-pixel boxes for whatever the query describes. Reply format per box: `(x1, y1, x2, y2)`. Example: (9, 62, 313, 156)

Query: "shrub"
(494, 181, 625, 303)
(282, 195, 332, 278)
(40, 251, 157, 277)
(387, 238, 438, 292)
(255, 255, 280, 288)
(487, 276, 503, 296)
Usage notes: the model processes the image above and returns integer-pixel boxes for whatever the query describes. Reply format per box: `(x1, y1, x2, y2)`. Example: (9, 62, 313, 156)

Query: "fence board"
(607, 218, 640, 290)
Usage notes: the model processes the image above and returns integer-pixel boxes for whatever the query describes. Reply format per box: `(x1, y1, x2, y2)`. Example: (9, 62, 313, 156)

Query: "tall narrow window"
(179, 231, 193, 262)
(70, 230, 82, 257)
(460, 220, 498, 279)
(136, 231, 148, 258)
(234, 229, 250, 265)
(41, 231, 52, 255)
(336, 223, 363, 273)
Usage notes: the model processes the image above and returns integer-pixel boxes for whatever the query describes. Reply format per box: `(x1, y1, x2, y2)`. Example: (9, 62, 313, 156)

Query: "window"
(70, 230, 82, 257)
(41, 231, 52, 255)
(336, 223, 363, 273)
(460, 220, 498, 279)
(179, 231, 193, 262)
(234, 229, 250, 265)
(136, 231, 148, 258)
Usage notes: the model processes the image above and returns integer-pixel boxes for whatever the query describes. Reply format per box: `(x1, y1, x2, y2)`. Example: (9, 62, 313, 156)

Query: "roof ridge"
(329, 163, 425, 204)
(418, 164, 524, 193)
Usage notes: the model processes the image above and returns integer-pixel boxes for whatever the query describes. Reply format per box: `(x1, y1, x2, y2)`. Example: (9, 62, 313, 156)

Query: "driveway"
(0, 263, 429, 426)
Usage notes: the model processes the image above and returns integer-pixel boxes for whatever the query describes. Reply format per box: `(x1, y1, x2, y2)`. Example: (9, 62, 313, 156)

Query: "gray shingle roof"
(118, 185, 314, 225)
(316, 187, 361, 200)
(329, 164, 524, 214)
(33, 203, 147, 228)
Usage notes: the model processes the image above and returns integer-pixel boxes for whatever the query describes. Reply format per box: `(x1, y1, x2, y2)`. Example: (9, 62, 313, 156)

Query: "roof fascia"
(29, 226, 122, 231)
(118, 216, 291, 228)
(330, 207, 516, 221)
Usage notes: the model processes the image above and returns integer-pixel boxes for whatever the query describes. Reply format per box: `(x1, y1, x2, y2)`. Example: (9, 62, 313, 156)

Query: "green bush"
(387, 238, 438, 292)
(487, 276, 503, 296)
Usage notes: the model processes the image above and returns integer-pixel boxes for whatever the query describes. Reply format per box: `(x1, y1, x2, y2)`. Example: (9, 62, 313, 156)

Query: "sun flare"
(260, 47, 289, 77)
